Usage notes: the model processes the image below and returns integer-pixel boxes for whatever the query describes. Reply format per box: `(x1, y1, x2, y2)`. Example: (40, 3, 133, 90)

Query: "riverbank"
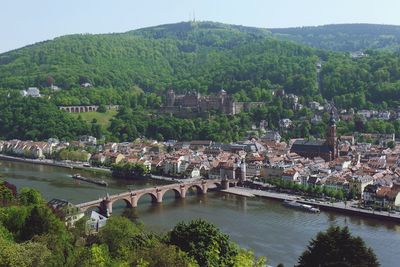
(1, 158, 399, 266)
(0, 154, 110, 174)
(222, 187, 400, 223)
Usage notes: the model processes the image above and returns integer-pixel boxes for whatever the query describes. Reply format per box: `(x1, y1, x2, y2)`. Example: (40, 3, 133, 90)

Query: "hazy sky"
(1, 0, 400, 53)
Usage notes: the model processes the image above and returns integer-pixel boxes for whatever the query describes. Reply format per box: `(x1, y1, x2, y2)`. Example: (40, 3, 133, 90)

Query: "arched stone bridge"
(76, 179, 237, 215)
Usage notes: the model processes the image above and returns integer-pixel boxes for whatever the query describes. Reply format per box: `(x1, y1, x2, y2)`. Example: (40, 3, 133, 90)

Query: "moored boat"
(283, 199, 320, 213)
(72, 174, 108, 187)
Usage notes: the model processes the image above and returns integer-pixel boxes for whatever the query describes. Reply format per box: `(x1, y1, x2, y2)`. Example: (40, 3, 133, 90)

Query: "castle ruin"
(160, 89, 263, 117)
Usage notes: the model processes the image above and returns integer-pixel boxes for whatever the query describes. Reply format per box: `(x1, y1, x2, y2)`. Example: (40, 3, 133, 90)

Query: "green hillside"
(270, 23, 400, 52)
(1, 21, 400, 142)
(2, 21, 400, 106)
(70, 109, 117, 129)
(0, 21, 319, 97)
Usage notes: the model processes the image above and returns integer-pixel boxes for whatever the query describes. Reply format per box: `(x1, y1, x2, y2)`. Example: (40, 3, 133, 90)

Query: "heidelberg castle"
(159, 89, 264, 117)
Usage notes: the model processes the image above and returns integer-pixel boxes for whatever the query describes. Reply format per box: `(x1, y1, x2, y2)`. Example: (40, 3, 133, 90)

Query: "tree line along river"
(0, 159, 399, 266)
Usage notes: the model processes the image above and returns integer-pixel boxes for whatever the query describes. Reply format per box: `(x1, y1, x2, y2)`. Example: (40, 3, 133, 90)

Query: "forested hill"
(1, 21, 400, 107)
(2, 21, 400, 142)
(0, 21, 319, 95)
(269, 23, 400, 52)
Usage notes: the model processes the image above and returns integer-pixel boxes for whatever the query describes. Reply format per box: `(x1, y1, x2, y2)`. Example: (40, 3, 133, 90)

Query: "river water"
(1, 159, 399, 266)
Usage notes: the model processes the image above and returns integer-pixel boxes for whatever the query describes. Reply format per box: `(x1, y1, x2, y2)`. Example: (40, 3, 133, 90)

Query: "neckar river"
(1, 159, 399, 266)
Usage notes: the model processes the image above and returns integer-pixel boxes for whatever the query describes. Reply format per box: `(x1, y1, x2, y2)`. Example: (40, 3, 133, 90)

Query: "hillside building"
(160, 89, 263, 116)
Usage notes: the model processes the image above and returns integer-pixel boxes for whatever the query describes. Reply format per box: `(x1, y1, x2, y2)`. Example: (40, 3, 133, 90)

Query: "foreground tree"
(133, 243, 198, 267)
(98, 216, 148, 260)
(297, 226, 379, 267)
(18, 188, 43, 206)
(168, 219, 239, 266)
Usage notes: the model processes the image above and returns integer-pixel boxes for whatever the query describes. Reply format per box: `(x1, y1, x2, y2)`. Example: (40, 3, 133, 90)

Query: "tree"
(97, 104, 107, 113)
(133, 243, 198, 267)
(387, 141, 395, 149)
(0, 184, 14, 206)
(168, 219, 238, 267)
(46, 75, 55, 87)
(91, 123, 102, 139)
(297, 226, 379, 267)
(0, 224, 13, 242)
(111, 162, 149, 178)
(84, 244, 111, 267)
(20, 205, 65, 241)
(233, 249, 266, 267)
(98, 216, 144, 259)
(0, 206, 29, 239)
(19, 188, 43, 206)
(0, 237, 51, 267)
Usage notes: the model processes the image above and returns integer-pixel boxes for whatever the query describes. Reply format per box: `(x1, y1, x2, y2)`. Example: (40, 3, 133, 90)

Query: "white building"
(309, 101, 324, 111)
(21, 87, 41, 97)
(86, 211, 108, 234)
(377, 111, 391, 120)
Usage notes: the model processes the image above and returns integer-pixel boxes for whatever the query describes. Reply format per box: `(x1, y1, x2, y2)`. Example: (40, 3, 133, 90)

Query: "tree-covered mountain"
(2, 21, 400, 103)
(270, 23, 400, 52)
(0, 21, 319, 96)
(1, 21, 400, 142)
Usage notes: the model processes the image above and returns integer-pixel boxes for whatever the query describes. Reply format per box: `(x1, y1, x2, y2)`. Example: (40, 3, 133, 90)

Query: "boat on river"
(72, 174, 108, 187)
(283, 199, 320, 213)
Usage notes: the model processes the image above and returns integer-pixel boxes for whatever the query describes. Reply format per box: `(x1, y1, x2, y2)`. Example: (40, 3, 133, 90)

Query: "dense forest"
(0, 92, 89, 141)
(1, 22, 400, 142)
(1, 22, 400, 105)
(0, 21, 319, 95)
(270, 23, 400, 52)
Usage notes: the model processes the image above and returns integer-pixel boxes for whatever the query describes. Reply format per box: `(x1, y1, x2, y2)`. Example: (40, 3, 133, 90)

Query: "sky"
(1, 0, 400, 53)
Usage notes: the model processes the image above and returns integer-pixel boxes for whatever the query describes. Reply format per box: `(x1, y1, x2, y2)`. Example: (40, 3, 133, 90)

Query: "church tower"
(326, 111, 338, 160)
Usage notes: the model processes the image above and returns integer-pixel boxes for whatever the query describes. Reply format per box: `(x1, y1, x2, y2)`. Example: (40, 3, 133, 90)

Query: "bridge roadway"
(76, 179, 236, 215)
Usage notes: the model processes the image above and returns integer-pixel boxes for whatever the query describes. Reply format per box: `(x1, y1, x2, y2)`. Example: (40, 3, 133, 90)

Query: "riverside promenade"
(0, 154, 110, 173)
(222, 187, 400, 223)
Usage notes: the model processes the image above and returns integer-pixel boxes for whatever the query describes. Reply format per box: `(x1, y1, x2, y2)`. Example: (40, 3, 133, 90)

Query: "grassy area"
(70, 109, 117, 129)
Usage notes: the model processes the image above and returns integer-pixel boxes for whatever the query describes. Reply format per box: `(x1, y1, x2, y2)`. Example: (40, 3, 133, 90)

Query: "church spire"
(326, 109, 337, 160)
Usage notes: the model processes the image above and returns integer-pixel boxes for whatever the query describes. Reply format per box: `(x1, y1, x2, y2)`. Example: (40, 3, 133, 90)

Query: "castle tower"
(219, 89, 227, 113)
(326, 111, 338, 160)
(166, 89, 175, 107)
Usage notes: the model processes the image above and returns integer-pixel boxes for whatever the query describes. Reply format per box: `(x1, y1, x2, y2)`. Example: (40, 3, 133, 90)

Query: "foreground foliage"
(297, 226, 379, 267)
(0, 185, 265, 266)
(0, 184, 380, 267)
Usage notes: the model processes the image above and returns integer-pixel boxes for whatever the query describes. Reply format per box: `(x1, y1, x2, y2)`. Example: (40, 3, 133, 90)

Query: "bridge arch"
(159, 188, 182, 203)
(106, 197, 132, 215)
(132, 192, 158, 207)
(185, 184, 206, 196)
(110, 197, 133, 208)
(213, 182, 222, 188)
